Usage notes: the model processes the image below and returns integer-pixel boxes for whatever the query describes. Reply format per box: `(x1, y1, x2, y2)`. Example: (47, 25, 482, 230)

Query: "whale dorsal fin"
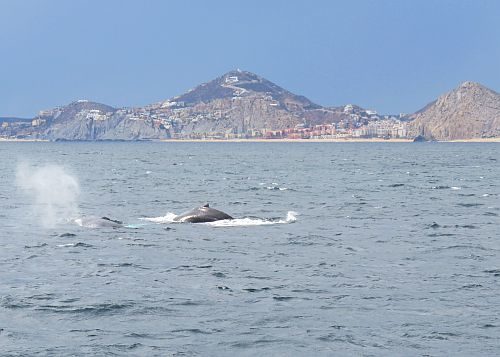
(203, 203, 209, 208)
(101, 217, 123, 225)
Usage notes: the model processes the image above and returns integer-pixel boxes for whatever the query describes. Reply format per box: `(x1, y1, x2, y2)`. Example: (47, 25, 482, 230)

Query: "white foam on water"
(140, 211, 298, 227)
(140, 212, 178, 224)
(451, 186, 462, 190)
(266, 186, 289, 191)
(205, 211, 298, 227)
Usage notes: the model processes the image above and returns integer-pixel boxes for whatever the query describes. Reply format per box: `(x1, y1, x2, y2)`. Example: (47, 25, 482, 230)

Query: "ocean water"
(0, 142, 499, 356)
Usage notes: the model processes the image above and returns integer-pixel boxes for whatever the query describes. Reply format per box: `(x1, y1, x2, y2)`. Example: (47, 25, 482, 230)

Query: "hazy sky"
(1, 0, 499, 117)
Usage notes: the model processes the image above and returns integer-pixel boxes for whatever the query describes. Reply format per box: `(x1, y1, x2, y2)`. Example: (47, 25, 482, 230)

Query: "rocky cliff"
(408, 82, 500, 140)
(37, 101, 170, 140)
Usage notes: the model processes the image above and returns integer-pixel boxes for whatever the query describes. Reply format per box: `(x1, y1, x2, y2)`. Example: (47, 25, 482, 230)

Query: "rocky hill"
(33, 100, 170, 140)
(2, 70, 498, 141)
(145, 70, 357, 137)
(408, 82, 500, 140)
(6, 70, 364, 140)
(172, 70, 319, 110)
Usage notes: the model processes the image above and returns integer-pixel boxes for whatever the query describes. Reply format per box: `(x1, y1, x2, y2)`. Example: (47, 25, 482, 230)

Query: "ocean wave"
(56, 242, 94, 248)
(24, 243, 48, 249)
(205, 211, 298, 227)
(266, 186, 289, 191)
(35, 302, 132, 315)
(140, 212, 177, 224)
(430, 185, 462, 190)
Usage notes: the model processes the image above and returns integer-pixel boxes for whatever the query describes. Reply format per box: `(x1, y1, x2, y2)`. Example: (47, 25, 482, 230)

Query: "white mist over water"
(16, 163, 80, 228)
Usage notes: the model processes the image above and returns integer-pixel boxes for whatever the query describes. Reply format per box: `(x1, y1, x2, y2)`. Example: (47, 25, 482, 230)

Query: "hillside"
(6, 70, 360, 140)
(408, 82, 500, 140)
(149, 70, 319, 134)
(145, 70, 359, 137)
(171, 70, 319, 110)
(2, 71, 498, 141)
(37, 100, 170, 140)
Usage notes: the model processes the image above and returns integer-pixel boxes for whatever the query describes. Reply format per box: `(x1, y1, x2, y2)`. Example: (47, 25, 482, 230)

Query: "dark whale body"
(173, 204, 233, 223)
(76, 216, 123, 228)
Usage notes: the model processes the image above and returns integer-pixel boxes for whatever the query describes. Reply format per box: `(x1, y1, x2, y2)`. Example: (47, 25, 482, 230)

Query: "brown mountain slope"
(146, 70, 353, 135)
(408, 82, 500, 140)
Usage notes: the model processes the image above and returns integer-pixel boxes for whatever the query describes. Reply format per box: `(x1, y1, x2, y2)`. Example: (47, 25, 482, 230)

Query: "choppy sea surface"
(0, 142, 499, 356)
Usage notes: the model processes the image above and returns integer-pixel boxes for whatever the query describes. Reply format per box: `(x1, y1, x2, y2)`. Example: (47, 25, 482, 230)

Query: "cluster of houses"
(182, 119, 409, 140)
(0, 99, 410, 140)
(171, 104, 410, 140)
(0, 117, 34, 138)
(258, 120, 408, 140)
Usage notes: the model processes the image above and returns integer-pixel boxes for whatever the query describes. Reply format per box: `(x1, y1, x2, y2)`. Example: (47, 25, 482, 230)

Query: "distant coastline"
(161, 138, 500, 143)
(0, 138, 49, 142)
(161, 138, 415, 143)
(2, 72, 499, 142)
(1, 138, 499, 143)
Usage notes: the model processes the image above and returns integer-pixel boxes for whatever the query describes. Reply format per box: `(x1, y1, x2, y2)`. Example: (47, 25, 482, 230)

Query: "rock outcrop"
(408, 82, 500, 140)
(38, 100, 170, 140)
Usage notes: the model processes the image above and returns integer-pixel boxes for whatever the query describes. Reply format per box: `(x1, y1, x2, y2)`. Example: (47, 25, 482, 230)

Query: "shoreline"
(0, 138, 49, 142)
(160, 138, 415, 143)
(160, 137, 500, 143)
(1, 138, 499, 143)
(445, 138, 500, 143)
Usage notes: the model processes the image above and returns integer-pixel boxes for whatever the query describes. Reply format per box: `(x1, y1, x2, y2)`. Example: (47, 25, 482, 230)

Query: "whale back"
(77, 216, 123, 228)
(174, 204, 233, 223)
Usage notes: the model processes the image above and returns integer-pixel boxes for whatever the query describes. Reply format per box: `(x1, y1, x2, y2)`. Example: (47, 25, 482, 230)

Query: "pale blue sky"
(1, 0, 499, 117)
